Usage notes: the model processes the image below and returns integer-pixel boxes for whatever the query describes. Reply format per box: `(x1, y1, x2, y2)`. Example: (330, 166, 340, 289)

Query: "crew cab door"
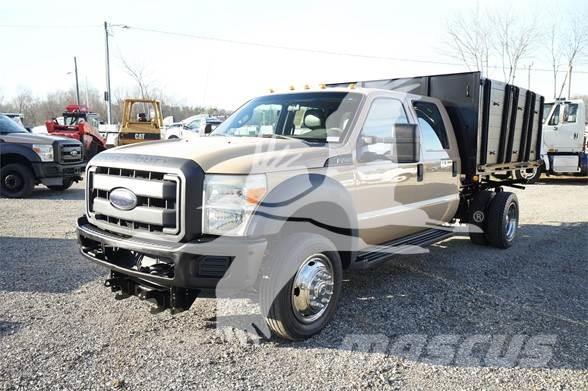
(544, 102, 584, 152)
(351, 96, 423, 245)
(411, 99, 460, 224)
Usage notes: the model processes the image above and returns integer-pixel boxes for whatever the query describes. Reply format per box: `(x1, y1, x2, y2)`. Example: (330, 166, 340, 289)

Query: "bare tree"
(547, 24, 562, 98)
(492, 10, 538, 85)
(560, 12, 588, 98)
(446, 5, 491, 76)
(119, 56, 152, 100)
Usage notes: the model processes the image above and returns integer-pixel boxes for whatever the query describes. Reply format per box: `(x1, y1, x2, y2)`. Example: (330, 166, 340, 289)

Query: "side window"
(186, 119, 201, 130)
(548, 104, 560, 126)
(563, 103, 578, 123)
(413, 101, 449, 149)
(359, 98, 408, 161)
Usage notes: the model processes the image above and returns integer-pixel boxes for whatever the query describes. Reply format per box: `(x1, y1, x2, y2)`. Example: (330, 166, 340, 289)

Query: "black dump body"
(328, 72, 544, 176)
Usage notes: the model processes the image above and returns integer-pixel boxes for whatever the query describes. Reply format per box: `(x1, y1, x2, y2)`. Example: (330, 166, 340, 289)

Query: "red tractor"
(45, 105, 107, 160)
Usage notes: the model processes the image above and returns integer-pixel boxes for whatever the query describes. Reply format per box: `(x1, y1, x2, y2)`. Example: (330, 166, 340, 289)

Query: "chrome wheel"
(520, 168, 537, 180)
(505, 203, 518, 241)
(291, 254, 334, 324)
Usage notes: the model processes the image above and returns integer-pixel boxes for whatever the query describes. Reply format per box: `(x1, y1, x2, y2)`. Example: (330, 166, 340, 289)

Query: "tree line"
(0, 87, 231, 128)
(446, 5, 587, 99)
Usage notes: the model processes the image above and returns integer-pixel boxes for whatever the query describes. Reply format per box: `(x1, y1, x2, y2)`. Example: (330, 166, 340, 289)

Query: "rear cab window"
(413, 101, 450, 160)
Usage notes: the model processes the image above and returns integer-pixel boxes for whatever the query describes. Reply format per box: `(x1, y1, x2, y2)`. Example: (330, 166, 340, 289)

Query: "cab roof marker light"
(304, 84, 310, 90)
(319, 83, 326, 89)
(348, 83, 356, 89)
(289, 85, 296, 91)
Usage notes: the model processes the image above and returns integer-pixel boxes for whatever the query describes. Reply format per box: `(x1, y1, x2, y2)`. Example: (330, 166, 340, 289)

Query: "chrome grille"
(87, 166, 181, 237)
(60, 143, 83, 163)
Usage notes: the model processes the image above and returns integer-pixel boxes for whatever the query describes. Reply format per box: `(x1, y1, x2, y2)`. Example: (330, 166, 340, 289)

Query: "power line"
(1, 22, 587, 75)
(116, 24, 588, 74)
(0, 24, 100, 29)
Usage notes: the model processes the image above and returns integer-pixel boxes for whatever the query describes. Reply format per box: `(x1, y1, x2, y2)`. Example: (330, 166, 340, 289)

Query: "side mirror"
(358, 124, 419, 163)
(393, 123, 419, 163)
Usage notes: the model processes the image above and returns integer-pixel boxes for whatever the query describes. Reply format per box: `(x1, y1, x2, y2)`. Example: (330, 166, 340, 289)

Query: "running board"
(353, 228, 453, 268)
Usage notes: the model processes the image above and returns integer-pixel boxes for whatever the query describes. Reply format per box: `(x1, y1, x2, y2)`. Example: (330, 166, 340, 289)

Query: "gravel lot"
(1, 178, 587, 390)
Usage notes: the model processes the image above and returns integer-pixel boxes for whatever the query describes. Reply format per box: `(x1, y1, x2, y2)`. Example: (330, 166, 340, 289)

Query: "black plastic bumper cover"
(77, 216, 267, 291)
(33, 161, 85, 185)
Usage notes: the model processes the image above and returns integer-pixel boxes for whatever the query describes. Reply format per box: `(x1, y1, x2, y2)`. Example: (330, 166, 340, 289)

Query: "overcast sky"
(2, 0, 587, 110)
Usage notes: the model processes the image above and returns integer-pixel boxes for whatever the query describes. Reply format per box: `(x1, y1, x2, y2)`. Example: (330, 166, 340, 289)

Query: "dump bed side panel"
(479, 80, 544, 172)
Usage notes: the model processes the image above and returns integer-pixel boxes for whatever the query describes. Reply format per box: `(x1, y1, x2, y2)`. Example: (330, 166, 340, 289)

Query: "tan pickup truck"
(77, 72, 544, 340)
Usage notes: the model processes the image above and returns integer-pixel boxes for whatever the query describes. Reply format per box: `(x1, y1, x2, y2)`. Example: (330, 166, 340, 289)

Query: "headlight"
(32, 144, 54, 162)
(203, 174, 267, 236)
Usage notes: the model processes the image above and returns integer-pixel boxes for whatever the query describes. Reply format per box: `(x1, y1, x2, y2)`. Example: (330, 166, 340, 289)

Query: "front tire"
(0, 163, 35, 198)
(259, 233, 342, 340)
(486, 192, 519, 249)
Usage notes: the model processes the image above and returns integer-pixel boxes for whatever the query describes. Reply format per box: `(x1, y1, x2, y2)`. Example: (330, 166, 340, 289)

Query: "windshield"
(211, 92, 363, 143)
(0, 115, 28, 134)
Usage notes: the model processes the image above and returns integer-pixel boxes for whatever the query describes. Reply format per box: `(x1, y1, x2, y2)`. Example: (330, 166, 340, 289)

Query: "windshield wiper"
(288, 136, 328, 143)
(259, 134, 292, 140)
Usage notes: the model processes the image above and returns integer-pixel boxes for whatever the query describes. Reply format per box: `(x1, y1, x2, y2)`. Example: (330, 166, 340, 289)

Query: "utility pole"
(568, 63, 572, 99)
(104, 21, 113, 124)
(73, 56, 80, 105)
(85, 75, 89, 107)
(527, 62, 533, 90)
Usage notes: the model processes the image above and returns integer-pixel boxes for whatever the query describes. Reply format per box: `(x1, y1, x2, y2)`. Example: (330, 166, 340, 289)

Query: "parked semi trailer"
(77, 72, 543, 340)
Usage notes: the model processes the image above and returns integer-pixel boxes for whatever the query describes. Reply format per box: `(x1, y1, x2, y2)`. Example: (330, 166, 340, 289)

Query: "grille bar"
(93, 198, 175, 226)
(60, 144, 83, 163)
(93, 174, 176, 199)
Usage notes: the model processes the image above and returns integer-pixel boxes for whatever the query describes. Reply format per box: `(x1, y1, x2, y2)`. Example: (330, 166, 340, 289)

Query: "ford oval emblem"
(109, 188, 138, 211)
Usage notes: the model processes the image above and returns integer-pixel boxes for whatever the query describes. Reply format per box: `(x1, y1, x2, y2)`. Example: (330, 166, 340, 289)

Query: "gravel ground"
(0, 178, 587, 390)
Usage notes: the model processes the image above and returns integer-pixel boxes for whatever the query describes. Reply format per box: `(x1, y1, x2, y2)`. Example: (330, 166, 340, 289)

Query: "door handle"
(417, 163, 424, 182)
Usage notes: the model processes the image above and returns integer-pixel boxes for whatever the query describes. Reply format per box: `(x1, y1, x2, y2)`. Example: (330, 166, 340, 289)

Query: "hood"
(0, 132, 72, 145)
(103, 136, 336, 174)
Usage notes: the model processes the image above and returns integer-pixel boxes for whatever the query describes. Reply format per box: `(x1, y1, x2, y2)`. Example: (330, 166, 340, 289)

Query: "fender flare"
(0, 143, 41, 164)
(246, 173, 358, 240)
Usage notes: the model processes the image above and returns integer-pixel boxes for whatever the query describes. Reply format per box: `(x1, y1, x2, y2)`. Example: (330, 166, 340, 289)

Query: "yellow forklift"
(117, 99, 163, 145)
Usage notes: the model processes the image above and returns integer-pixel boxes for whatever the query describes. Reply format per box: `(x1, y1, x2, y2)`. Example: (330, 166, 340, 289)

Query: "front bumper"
(33, 161, 85, 186)
(77, 216, 267, 292)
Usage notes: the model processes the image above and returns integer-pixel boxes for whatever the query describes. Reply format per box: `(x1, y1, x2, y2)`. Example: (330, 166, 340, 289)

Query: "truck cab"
(77, 72, 542, 340)
(540, 99, 588, 176)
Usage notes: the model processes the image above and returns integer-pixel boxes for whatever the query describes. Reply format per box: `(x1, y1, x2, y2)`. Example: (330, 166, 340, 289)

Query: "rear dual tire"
(468, 190, 519, 249)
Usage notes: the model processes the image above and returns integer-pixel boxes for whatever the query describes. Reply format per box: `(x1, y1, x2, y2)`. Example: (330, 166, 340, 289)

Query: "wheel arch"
(0, 151, 37, 173)
(246, 173, 358, 268)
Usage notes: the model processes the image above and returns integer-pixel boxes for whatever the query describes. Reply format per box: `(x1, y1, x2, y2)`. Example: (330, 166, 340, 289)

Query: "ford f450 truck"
(77, 72, 543, 340)
(1, 114, 85, 197)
